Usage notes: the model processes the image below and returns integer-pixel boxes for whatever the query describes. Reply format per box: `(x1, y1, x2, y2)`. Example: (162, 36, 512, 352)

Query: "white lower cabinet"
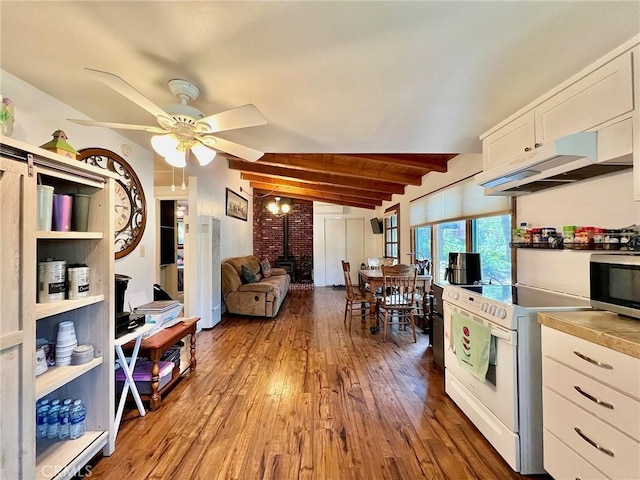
(543, 429, 608, 480)
(541, 326, 640, 480)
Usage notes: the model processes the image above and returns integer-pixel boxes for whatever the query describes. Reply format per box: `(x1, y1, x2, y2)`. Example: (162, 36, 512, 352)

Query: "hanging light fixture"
(151, 133, 216, 168)
(267, 197, 291, 216)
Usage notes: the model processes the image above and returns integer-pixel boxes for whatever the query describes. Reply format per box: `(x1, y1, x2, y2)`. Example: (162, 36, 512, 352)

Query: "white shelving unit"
(0, 136, 116, 480)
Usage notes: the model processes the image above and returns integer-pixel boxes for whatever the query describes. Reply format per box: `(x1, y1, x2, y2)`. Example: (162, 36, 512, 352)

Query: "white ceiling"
(1, 1, 639, 166)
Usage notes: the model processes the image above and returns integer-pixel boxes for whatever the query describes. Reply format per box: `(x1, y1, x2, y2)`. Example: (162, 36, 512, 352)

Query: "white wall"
(1, 69, 156, 306)
(190, 174, 253, 260)
(516, 169, 639, 296)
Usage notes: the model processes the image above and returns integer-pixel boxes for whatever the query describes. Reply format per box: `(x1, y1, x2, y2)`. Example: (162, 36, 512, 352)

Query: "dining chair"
(378, 264, 418, 342)
(341, 260, 373, 330)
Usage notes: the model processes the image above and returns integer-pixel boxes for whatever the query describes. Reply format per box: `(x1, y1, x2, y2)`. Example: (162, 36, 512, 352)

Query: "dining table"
(358, 269, 434, 338)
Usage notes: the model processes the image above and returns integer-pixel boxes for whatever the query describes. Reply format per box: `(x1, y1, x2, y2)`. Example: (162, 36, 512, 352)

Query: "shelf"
(36, 431, 107, 480)
(37, 231, 103, 240)
(36, 357, 103, 400)
(36, 295, 104, 320)
(511, 242, 636, 252)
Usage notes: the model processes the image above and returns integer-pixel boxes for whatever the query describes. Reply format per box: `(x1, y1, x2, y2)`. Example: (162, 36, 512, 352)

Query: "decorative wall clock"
(78, 147, 146, 259)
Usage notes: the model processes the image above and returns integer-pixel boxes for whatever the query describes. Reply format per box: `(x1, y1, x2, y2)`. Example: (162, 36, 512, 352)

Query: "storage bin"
(115, 360, 174, 395)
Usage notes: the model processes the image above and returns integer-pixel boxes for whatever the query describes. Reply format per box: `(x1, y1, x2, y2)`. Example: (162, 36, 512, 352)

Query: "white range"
(442, 284, 591, 474)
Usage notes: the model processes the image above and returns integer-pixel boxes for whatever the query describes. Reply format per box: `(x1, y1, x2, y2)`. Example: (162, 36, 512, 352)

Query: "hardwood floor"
(89, 287, 536, 479)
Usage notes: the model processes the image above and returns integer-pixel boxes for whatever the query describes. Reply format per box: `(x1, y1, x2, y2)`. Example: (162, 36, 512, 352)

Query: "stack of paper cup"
(55, 321, 77, 366)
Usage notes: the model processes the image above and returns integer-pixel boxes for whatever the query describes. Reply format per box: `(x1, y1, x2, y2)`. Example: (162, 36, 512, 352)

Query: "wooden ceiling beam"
(249, 182, 382, 207)
(227, 158, 406, 195)
(241, 173, 392, 201)
(259, 153, 424, 186)
(254, 189, 377, 210)
(328, 153, 455, 172)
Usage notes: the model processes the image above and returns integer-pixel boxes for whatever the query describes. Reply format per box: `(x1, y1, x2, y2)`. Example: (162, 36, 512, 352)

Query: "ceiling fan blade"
(85, 68, 174, 125)
(196, 104, 267, 134)
(197, 135, 264, 162)
(68, 118, 167, 134)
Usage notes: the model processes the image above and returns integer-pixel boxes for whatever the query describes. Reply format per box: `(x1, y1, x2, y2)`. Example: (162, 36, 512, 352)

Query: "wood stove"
(275, 214, 296, 282)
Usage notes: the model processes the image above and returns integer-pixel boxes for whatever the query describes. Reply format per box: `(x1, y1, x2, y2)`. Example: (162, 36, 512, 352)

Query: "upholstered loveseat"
(221, 255, 291, 317)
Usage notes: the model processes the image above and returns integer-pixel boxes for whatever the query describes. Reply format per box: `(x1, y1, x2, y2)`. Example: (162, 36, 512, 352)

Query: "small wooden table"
(123, 316, 199, 411)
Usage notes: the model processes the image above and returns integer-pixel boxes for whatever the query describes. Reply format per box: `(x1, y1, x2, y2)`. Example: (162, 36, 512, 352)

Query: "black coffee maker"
(444, 252, 482, 285)
(115, 274, 145, 338)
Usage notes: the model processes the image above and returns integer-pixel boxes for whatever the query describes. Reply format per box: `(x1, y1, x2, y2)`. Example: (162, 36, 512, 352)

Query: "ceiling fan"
(69, 68, 267, 167)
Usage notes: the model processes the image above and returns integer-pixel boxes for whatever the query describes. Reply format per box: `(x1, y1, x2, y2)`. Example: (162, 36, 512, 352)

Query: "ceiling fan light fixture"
(151, 133, 179, 157)
(191, 142, 217, 166)
(164, 147, 187, 168)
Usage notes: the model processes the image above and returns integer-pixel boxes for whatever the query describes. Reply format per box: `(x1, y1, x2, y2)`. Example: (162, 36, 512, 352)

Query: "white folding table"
(113, 322, 155, 439)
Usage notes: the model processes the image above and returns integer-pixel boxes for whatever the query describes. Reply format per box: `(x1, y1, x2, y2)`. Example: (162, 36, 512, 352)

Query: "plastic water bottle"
(58, 399, 72, 440)
(46, 399, 60, 439)
(36, 399, 50, 440)
(69, 399, 86, 440)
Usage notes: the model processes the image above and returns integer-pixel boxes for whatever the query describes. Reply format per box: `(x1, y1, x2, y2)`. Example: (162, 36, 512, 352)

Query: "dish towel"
(452, 311, 492, 381)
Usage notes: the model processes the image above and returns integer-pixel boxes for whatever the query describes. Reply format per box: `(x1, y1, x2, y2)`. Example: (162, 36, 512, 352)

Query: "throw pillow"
(241, 264, 259, 284)
(260, 258, 272, 278)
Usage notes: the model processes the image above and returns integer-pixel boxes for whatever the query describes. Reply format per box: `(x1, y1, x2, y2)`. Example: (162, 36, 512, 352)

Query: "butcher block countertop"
(538, 310, 640, 359)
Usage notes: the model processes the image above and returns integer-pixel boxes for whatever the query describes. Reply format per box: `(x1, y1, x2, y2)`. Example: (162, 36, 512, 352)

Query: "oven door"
(443, 301, 518, 431)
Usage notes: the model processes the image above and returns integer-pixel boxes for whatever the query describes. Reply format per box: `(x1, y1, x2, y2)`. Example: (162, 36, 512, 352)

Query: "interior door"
(324, 218, 346, 286)
(0, 157, 35, 478)
(346, 218, 365, 284)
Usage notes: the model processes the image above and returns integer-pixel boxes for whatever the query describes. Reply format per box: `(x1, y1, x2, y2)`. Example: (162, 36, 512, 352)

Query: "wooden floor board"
(88, 287, 545, 479)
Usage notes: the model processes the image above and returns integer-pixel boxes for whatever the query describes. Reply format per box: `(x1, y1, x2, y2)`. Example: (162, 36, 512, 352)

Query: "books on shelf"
(134, 300, 181, 313)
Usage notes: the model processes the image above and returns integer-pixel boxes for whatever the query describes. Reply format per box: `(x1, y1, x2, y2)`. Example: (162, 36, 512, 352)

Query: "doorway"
(156, 197, 188, 302)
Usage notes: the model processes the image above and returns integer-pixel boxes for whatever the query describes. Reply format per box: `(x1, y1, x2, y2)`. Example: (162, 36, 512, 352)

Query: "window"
(413, 225, 432, 264)
(472, 215, 512, 285)
(436, 220, 466, 281)
(384, 205, 400, 263)
(409, 176, 513, 284)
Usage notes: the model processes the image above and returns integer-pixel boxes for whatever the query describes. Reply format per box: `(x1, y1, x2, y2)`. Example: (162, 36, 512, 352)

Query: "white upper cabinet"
(535, 52, 633, 144)
(482, 111, 535, 171)
(482, 41, 636, 171)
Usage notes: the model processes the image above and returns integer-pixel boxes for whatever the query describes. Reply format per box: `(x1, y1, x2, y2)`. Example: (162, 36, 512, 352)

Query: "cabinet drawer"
(536, 52, 633, 144)
(543, 428, 609, 480)
(542, 326, 640, 399)
(543, 387, 640, 480)
(543, 356, 640, 440)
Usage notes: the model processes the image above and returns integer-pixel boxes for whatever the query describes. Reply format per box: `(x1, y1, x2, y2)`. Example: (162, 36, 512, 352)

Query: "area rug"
(289, 283, 314, 290)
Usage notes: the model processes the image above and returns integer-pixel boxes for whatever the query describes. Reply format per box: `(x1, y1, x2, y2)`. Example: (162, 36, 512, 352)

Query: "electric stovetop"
(460, 284, 592, 309)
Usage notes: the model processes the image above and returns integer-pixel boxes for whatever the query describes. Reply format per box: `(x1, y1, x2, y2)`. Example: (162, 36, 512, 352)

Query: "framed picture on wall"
(225, 188, 248, 221)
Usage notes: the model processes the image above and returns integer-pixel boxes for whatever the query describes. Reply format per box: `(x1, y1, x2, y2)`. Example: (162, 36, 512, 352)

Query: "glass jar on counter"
(574, 227, 594, 248)
(604, 229, 621, 250)
(531, 228, 542, 246)
(619, 229, 636, 249)
(562, 225, 576, 243)
(593, 228, 605, 247)
(541, 227, 556, 244)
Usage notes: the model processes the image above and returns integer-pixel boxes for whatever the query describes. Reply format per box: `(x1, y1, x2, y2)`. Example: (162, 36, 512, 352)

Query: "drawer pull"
(574, 427, 615, 457)
(573, 386, 614, 409)
(573, 351, 613, 369)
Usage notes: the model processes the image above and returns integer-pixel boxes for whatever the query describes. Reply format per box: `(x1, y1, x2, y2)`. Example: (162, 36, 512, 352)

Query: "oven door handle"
(489, 327, 511, 341)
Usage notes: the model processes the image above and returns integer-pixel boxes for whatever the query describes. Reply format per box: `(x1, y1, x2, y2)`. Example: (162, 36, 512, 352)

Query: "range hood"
(475, 122, 633, 195)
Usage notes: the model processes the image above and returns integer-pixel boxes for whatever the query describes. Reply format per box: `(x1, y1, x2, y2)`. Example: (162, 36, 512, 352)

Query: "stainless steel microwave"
(590, 254, 640, 320)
